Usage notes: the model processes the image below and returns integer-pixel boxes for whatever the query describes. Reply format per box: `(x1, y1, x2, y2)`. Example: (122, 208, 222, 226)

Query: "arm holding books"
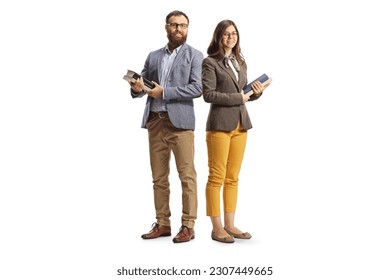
(128, 76, 147, 97)
(243, 73, 272, 96)
(129, 77, 164, 99)
(123, 69, 163, 99)
(241, 73, 272, 103)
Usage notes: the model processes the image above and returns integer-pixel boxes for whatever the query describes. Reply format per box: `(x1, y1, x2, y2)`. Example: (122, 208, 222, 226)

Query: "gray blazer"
(202, 56, 262, 131)
(131, 43, 203, 130)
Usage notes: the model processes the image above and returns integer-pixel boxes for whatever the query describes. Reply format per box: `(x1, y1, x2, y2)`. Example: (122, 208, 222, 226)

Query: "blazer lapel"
(217, 59, 240, 90)
(156, 47, 166, 82)
(168, 44, 187, 76)
(238, 69, 245, 89)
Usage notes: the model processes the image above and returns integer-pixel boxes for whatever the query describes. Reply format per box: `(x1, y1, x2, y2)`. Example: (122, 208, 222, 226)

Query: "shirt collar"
(164, 44, 183, 55)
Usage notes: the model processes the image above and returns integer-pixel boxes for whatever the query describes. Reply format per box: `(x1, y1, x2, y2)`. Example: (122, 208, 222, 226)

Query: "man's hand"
(145, 81, 163, 99)
(129, 77, 144, 93)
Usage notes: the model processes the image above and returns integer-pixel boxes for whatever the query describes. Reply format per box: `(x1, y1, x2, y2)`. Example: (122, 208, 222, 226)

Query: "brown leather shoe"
(141, 223, 171, 239)
(172, 226, 195, 243)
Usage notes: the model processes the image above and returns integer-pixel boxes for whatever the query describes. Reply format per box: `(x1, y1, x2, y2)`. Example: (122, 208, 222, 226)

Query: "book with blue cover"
(243, 73, 269, 95)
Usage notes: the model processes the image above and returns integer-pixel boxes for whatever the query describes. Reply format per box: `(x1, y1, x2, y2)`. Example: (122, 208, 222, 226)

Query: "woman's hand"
(241, 90, 250, 103)
(252, 78, 272, 94)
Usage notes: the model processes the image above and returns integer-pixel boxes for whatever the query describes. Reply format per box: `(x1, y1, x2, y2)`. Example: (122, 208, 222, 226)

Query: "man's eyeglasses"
(223, 32, 238, 38)
(166, 23, 188, 29)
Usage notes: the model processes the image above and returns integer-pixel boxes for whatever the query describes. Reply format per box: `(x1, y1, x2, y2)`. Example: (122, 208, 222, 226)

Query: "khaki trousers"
(146, 114, 197, 228)
(205, 123, 247, 216)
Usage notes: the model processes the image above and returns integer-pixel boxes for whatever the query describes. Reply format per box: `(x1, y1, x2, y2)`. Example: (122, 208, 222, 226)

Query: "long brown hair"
(206, 20, 244, 65)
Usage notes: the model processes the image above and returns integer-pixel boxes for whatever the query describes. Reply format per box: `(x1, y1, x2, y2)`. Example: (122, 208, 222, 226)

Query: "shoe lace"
(179, 225, 188, 233)
(150, 222, 159, 231)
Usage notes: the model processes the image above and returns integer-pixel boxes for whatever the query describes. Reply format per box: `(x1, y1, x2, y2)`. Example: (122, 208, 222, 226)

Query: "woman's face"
(221, 25, 238, 52)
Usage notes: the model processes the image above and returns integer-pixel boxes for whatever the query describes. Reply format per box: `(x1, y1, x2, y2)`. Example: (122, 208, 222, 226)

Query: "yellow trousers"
(205, 123, 247, 216)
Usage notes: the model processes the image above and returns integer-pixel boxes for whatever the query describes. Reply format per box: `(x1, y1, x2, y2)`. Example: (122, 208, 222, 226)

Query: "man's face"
(165, 15, 188, 47)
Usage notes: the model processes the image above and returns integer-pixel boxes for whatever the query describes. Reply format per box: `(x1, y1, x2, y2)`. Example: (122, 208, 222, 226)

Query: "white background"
(1, 0, 389, 279)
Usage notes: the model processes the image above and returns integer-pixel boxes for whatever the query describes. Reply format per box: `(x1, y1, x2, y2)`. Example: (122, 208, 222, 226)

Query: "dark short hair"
(166, 10, 189, 25)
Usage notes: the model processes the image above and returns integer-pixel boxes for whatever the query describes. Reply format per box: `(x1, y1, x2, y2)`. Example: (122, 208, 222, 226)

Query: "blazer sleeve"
(249, 92, 263, 101)
(130, 54, 151, 99)
(130, 89, 146, 98)
(202, 57, 243, 106)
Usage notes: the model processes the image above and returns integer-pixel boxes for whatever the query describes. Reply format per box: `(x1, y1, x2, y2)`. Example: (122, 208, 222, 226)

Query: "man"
(129, 10, 203, 243)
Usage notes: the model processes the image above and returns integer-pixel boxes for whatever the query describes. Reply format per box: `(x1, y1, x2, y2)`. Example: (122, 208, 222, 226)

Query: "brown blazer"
(202, 56, 262, 131)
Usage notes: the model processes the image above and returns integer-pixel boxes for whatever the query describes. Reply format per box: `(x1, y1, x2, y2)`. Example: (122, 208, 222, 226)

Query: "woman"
(202, 20, 272, 243)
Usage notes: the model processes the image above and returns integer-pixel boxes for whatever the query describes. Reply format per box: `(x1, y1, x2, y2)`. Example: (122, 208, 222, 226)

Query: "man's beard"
(167, 31, 187, 48)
